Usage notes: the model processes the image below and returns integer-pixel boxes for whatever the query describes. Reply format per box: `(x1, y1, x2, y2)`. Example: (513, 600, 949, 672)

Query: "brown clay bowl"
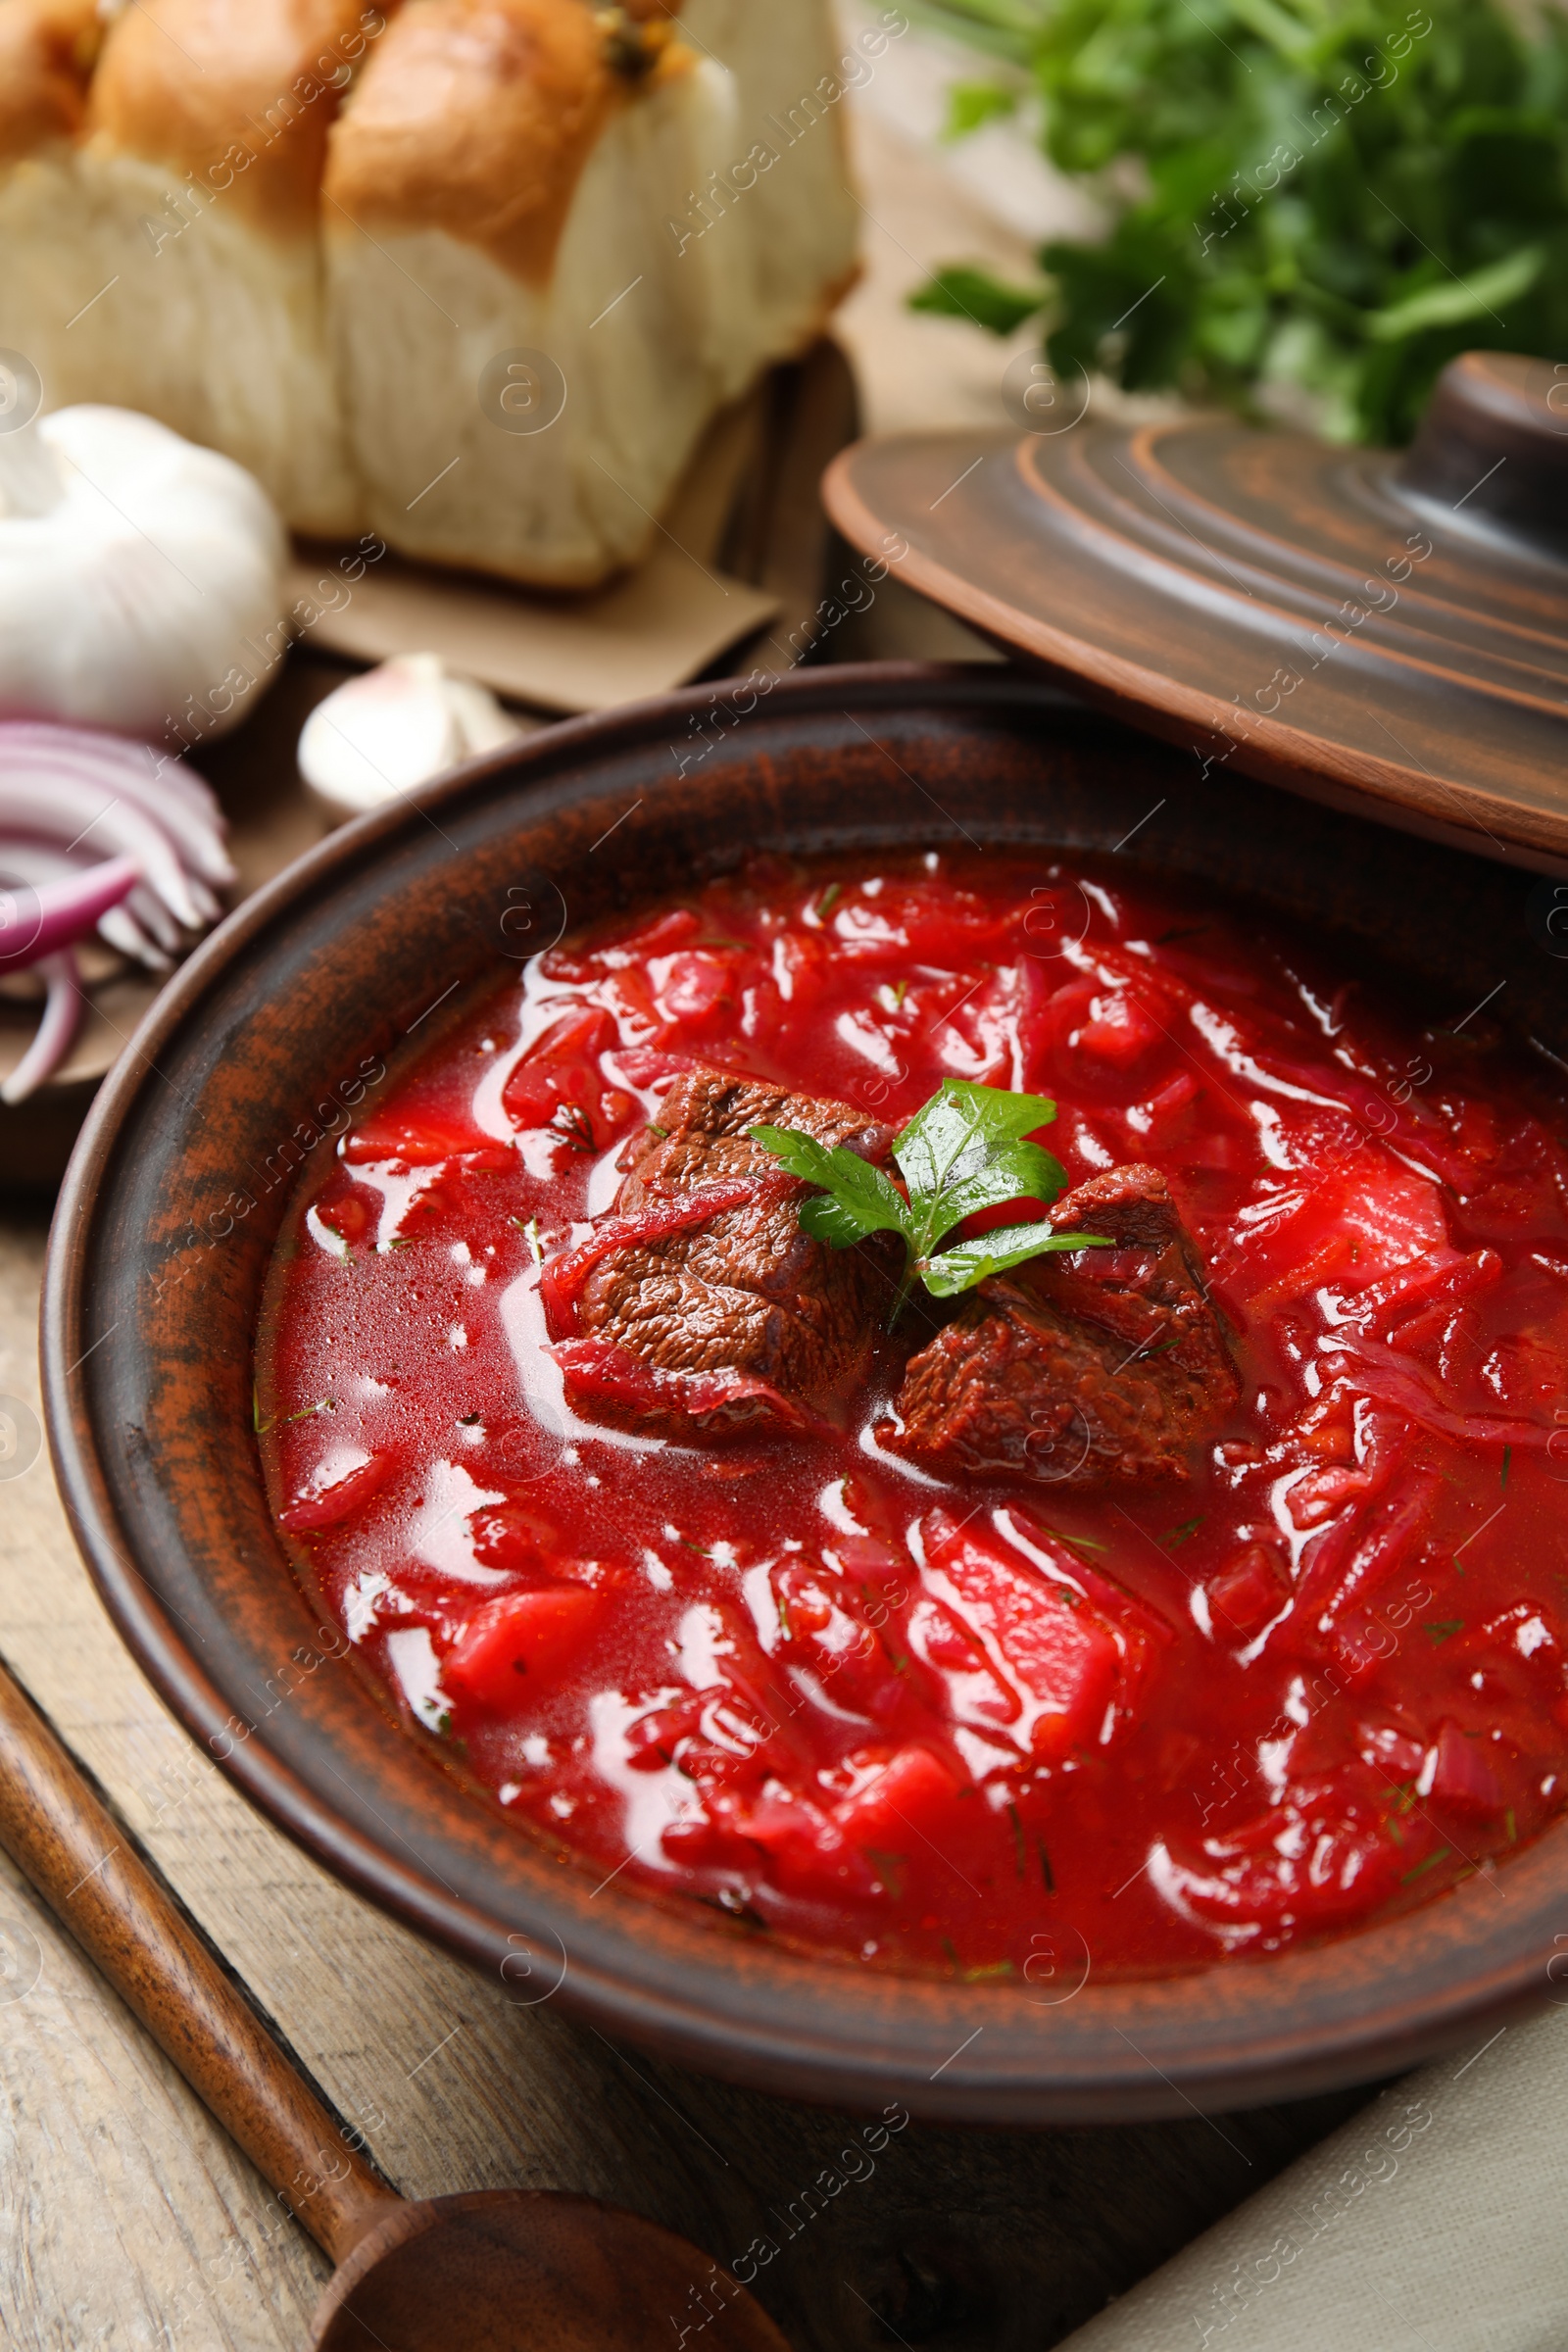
(40, 661, 1568, 2124)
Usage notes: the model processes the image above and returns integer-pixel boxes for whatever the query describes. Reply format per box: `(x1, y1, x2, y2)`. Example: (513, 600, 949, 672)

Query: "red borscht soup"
(257, 855, 1568, 1979)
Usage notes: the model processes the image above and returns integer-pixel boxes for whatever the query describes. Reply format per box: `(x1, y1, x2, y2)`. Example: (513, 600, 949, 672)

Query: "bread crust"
(88, 0, 391, 235)
(0, 0, 102, 162)
(324, 0, 692, 285)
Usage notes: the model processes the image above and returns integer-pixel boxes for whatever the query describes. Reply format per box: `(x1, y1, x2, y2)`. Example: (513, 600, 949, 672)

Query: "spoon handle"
(0, 1656, 398, 2265)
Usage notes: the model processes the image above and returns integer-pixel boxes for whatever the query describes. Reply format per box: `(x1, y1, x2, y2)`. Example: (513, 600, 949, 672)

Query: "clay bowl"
(41, 661, 1568, 2125)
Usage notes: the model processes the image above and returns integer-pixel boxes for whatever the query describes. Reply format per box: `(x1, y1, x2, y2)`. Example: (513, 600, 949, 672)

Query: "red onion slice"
(0, 853, 139, 969)
(0, 721, 233, 1096)
(0, 723, 233, 887)
(0, 774, 201, 930)
(2, 949, 80, 1104)
(0, 838, 167, 968)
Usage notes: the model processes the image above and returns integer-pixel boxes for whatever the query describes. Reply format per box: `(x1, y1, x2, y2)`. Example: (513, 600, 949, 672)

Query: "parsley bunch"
(909, 0, 1568, 444)
(751, 1079, 1106, 1322)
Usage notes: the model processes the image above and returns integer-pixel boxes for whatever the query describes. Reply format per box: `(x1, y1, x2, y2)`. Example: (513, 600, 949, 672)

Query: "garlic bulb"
(298, 655, 527, 825)
(0, 405, 288, 742)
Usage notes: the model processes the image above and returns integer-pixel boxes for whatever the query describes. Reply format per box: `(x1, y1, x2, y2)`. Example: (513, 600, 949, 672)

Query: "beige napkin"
(285, 389, 779, 714)
(1056, 2006, 1568, 2351)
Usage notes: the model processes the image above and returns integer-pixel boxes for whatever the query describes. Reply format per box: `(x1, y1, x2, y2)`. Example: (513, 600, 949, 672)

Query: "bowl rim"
(41, 658, 1564, 2124)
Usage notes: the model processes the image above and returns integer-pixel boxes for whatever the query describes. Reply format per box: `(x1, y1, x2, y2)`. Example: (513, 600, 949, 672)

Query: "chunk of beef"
(547, 1068, 893, 1437)
(889, 1163, 1240, 1485)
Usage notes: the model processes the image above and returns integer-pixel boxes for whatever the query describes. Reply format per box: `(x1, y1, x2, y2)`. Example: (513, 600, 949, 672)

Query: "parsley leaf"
(751, 1078, 1107, 1318)
(912, 264, 1044, 335)
(745, 1127, 909, 1249)
(894, 1080, 1065, 1238)
(911, 0, 1568, 446)
(920, 1219, 1109, 1298)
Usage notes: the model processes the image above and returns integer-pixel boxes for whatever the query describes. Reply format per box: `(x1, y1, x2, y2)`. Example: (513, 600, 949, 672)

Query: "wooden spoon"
(0, 1659, 791, 2350)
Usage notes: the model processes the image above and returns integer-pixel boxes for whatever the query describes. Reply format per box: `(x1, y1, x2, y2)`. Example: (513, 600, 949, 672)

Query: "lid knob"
(1397, 351, 1568, 555)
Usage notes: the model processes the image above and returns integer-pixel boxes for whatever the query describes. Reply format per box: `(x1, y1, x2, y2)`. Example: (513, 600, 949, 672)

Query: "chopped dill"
(509, 1214, 545, 1265)
(552, 1102, 597, 1153)
(1401, 1845, 1453, 1885)
(867, 1848, 906, 1901)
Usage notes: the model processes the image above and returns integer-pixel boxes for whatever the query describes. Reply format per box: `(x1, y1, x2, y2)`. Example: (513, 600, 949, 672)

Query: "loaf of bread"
(0, 0, 862, 583)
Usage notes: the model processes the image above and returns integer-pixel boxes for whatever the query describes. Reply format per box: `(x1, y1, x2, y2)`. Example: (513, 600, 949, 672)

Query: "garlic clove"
(299, 655, 525, 825)
(445, 675, 528, 760)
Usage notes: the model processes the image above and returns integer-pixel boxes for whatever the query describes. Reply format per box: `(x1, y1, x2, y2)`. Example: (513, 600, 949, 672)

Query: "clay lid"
(822, 352, 1568, 873)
